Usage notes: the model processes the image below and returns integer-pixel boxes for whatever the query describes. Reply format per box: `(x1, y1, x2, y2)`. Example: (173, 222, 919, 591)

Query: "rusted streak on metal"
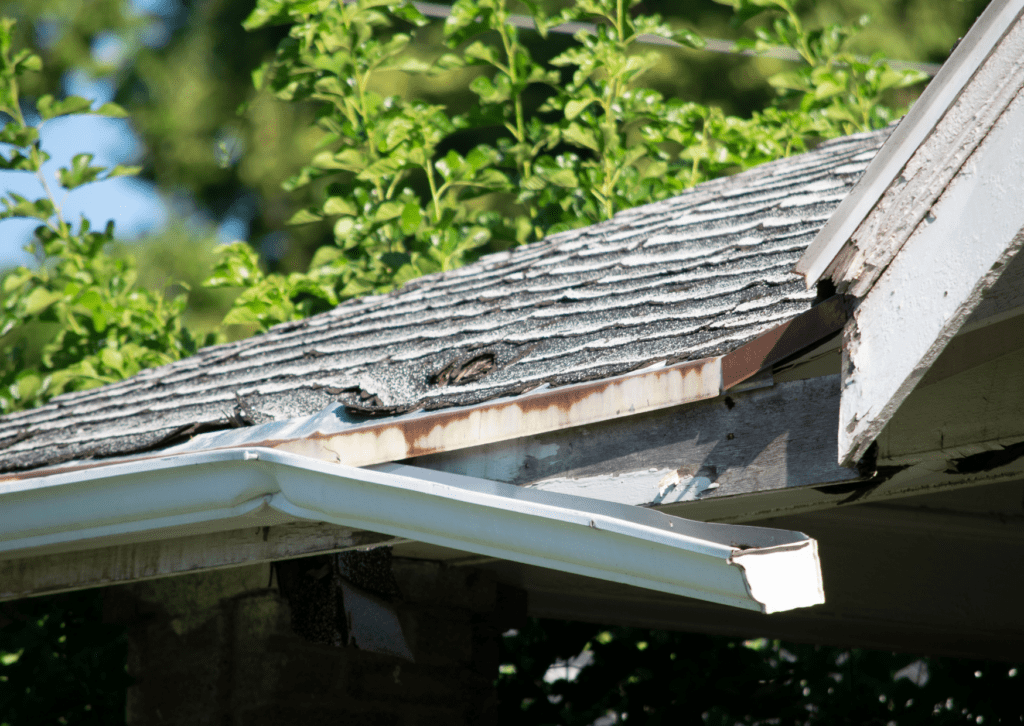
(272, 357, 723, 466)
(721, 296, 849, 391)
(1, 356, 722, 482)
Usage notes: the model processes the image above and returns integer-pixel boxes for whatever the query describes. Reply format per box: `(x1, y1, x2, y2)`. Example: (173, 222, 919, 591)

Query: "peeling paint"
(530, 467, 720, 507)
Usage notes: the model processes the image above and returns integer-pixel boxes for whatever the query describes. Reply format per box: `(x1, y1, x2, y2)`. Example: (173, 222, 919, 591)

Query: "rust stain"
(721, 295, 849, 390)
(3, 356, 722, 481)
(274, 356, 723, 467)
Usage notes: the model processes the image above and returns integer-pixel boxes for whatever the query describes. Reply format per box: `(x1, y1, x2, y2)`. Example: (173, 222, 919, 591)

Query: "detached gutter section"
(0, 448, 824, 614)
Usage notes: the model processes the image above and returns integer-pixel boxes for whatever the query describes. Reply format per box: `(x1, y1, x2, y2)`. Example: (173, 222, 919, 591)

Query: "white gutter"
(0, 448, 823, 614)
(795, 0, 1024, 287)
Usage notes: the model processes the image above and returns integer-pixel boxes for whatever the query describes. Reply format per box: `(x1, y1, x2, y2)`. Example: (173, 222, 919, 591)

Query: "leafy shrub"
(210, 0, 925, 332)
(0, 18, 203, 413)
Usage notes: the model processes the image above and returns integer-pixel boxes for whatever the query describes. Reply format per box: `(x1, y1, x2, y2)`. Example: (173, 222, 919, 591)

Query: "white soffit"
(0, 448, 824, 614)
(795, 0, 1024, 287)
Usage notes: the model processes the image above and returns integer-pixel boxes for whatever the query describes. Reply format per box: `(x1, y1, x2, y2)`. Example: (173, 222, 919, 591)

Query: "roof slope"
(0, 128, 890, 473)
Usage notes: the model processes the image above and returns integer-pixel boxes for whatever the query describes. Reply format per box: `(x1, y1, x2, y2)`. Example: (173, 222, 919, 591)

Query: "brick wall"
(113, 557, 521, 726)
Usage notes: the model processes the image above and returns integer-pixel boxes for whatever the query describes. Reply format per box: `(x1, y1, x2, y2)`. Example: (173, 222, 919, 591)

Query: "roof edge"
(3, 297, 849, 482)
(795, 0, 1024, 288)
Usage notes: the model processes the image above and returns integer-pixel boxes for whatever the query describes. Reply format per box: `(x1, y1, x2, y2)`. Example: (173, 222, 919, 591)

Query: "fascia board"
(0, 447, 823, 614)
(795, 0, 1024, 287)
(838, 90, 1024, 465)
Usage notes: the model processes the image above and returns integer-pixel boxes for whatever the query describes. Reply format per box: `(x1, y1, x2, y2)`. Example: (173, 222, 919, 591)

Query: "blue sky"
(0, 0, 181, 271)
(0, 112, 168, 270)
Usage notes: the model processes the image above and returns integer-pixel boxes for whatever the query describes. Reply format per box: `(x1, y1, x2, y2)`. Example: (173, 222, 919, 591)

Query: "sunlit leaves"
(0, 20, 199, 414)
(56, 153, 107, 190)
(216, 0, 926, 334)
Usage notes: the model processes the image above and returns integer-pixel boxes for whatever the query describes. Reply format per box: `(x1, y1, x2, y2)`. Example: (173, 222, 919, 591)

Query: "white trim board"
(838, 89, 1024, 465)
(795, 0, 1024, 287)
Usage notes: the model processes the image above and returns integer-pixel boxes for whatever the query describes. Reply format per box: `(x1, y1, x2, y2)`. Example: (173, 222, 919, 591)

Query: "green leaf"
(381, 251, 411, 270)
(100, 347, 125, 375)
(399, 202, 421, 235)
(0, 123, 38, 147)
(374, 201, 405, 222)
(105, 164, 142, 179)
(464, 41, 501, 66)
(286, 208, 324, 225)
(670, 27, 706, 49)
(0, 148, 44, 172)
(323, 197, 358, 215)
(565, 99, 597, 121)
(94, 102, 129, 118)
(0, 193, 55, 221)
(333, 216, 356, 241)
(56, 153, 106, 191)
(36, 95, 94, 121)
(22, 288, 63, 315)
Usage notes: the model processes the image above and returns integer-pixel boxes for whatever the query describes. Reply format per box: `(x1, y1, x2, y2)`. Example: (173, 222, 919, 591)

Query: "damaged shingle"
(0, 127, 893, 472)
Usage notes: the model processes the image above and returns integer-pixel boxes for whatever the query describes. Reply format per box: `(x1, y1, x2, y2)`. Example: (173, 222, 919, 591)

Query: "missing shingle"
(432, 352, 497, 387)
(343, 388, 417, 417)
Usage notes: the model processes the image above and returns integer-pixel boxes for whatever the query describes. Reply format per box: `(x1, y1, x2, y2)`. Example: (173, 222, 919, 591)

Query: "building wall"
(111, 557, 514, 725)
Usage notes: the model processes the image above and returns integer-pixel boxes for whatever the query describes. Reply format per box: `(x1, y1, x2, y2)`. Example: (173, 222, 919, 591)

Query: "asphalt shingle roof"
(0, 127, 891, 473)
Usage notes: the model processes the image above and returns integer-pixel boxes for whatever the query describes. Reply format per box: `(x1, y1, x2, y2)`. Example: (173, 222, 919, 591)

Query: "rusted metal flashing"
(1, 356, 722, 481)
(268, 356, 722, 466)
(2, 298, 856, 484)
(721, 296, 849, 391)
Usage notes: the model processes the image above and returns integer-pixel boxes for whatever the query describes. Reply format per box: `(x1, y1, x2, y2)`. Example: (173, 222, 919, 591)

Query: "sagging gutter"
(0, 447, 823, 613)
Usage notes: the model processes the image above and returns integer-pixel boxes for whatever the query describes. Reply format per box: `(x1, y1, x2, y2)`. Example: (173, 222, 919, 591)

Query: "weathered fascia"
(838, 88, 1024, 465)
(0, 448, 825, 614)
(795, 0, 1024, 288)
(4, 297, 847, 485)
(828, 5, 1024, 297)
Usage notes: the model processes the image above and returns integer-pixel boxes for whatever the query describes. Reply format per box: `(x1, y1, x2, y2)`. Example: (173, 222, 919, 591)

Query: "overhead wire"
(410, 0, 943, 76)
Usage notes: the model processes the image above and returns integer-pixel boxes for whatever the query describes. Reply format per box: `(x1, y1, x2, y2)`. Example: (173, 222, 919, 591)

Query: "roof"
(0, 127, 891, 473)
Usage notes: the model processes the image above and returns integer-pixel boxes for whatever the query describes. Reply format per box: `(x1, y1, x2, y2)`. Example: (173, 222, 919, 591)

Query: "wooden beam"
(409, 374, 864, 522)
(0, 523, 394, 602)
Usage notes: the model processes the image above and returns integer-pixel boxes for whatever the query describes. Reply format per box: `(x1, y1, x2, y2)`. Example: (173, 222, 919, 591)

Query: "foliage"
(0, 592, 129, 726)
(720, 0, 929, 133)
(0, 18, 204, 413)
(497, 619, 1023, 725)
(209, 0, 925, 333)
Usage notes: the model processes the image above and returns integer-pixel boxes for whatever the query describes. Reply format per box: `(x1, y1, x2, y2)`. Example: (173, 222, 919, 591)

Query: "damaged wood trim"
(0, 522, 395, 602)
(409, 374, 865, 524)
(721, 296, 849, 391)
(795, 0, 1024, 288)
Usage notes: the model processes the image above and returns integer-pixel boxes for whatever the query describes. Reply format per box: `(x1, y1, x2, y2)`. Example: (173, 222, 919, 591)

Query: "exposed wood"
(834, 14, 1024, 297)
(720, 296, 847, 390)
(795, 0, 1024, 286)
(838, 89, 1024, 465)
(410, 375, 863, 521)
(0, 522, 393, 602)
